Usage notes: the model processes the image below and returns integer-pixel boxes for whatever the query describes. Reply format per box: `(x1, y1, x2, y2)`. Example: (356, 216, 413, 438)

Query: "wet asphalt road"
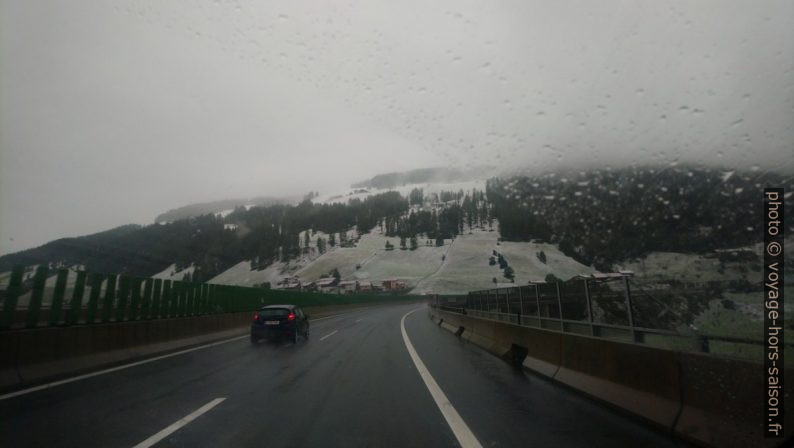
(0, 303, 689, 447)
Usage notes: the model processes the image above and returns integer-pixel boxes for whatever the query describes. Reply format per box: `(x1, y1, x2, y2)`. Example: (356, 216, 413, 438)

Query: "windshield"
(0, 1, 791, 447)
(260, 308, 290, 318)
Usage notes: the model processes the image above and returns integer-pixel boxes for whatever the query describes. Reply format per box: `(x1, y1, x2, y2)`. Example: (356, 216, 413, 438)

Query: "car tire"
(304, 325, 310, 339)
(250, 334, 258, 344)
(292, 328, 298, 344)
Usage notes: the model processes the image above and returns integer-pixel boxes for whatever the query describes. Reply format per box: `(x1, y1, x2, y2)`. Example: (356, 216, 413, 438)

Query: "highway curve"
(0, 303, 689, 447)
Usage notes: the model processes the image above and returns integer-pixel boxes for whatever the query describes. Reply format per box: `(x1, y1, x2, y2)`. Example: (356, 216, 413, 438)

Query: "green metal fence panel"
(219, 285, 225, 311)
(2, 264, 431, 329)
(129, 277, 142, 320)
(184, 283, 193, 316)
(161, 280, 172, 318)
(193, 283, 200, 315)
(200, 283, 209, 314)
(86, 273, 103, 324)
(167, 281, 176, 317)
(186, 282, 194, 316)
(194, 283, 204, 316)
(186, 282, 193, 315)
(0, 265, 24, 329)
(48, 268, 69, 326)
(67, 270, 87, 325)
(194, 283, 202, 315)
(101, 274, 117, 323)
(206, 284, 214, 313)
(189, 283, 198, 315)
(151, 279, 163, 318)
(115, 276, 131, 322)
(25, 265, 49, 328)
(172, 280, 181, 317)
(171, 281, 181, 317)
(140, 278, 153, 319)
(185, 282, 193, 316)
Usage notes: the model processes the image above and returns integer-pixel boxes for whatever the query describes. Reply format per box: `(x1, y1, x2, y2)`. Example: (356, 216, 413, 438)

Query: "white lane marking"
(0, 335, 247, 401)
(401, 308, 482, 448)
(312, 307, 370, 322)
(132, 397, 226, 448)
(355, 318, 363, 323)
(312, 314, 347, 322)
(319, 330, 339, 341)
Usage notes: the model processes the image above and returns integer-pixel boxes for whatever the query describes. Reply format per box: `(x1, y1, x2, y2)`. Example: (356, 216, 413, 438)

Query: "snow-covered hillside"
(315, 180, 486, 205)
(207, 224, 596, 294)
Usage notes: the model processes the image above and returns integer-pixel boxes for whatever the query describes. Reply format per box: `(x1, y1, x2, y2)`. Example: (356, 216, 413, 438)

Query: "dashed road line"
(131, 397, 226, 448)
(319, 330, 339, 341)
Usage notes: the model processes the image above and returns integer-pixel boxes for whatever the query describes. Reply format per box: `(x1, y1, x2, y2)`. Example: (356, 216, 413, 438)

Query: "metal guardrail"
(431, 275, 791, 358)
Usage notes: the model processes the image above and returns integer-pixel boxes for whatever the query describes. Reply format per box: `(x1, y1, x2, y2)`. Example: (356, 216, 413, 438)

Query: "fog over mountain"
(1, 0, 791, 255)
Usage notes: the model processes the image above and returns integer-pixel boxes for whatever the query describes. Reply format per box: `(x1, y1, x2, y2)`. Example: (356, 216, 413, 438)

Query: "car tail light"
(287, 313, 295, 321)
(253, 313, 259, 322)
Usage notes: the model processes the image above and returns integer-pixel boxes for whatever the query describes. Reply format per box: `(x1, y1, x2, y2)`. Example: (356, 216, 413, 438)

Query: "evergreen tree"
(329, 233, 336, 247)
(545, 273, 560, 283)
(400, 236, 407, 250)
(409, 188, 424, 206)
(409, 236, 418, 250)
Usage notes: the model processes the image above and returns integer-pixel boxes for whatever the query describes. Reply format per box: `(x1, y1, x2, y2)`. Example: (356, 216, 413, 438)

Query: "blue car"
(251, 304, 310, 344)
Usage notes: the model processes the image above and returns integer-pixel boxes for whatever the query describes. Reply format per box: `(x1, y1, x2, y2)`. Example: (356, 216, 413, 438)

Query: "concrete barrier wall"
(0, 312, 254, 392)
(1, 301, 415, 393)
(430, 308, 791, 448)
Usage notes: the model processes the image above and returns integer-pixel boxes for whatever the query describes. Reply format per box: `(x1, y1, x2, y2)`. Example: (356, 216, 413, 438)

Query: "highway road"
(0, 303, 689, 447)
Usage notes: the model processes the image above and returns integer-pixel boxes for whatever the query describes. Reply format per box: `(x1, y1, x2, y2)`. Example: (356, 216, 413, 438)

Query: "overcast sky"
(1, 0, 792, 255)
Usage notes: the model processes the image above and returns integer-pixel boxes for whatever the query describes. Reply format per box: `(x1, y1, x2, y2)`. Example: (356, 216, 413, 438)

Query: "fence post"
(184, 282, 192, 316)
(200, 284, 209, 314)
(86, 273, 103, 324)
(161, 280, 170, 318)
(534, 284, 541, 319)
(115, 276, 130, 322)
(0, 265, 24, 329)
(178, 282, 187, 316)
(183, 282, 191, 316)
(193, 284, 201, 315)
(518, 286, 524, 319)
(555, 281, 563, 331)
(152, 279, 164, 318)
(698, 335, 710, 353)
(205, 284, 213, 313)
(129, 278, 142, 320)
(188, 283, 197, 316)
(584, 278, 595, 336)
(140, 278, 153, 319)
(169, 281, 180, 317)
(101, 274, 117, 323)
(623, 276, 637, 342)
(67, 270, 87, 325)
(49, 268, 69, 326)
(25, 265, 49, 328)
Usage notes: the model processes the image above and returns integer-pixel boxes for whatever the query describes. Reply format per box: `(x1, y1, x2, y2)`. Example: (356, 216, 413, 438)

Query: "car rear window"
(260, 308, 290, 318)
